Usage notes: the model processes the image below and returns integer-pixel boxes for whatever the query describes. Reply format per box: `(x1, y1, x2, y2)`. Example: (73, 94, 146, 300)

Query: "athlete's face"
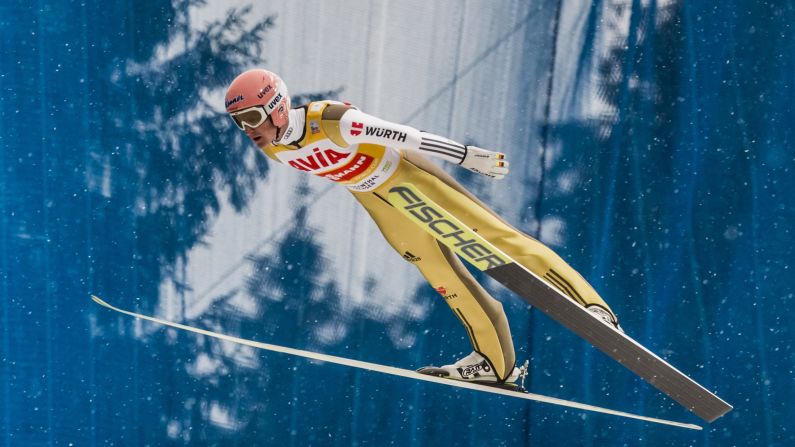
(244, 116, 278, 149)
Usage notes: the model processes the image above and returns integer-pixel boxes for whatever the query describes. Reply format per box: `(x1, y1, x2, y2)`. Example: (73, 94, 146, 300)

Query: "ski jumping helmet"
(225, 69, 291, 131)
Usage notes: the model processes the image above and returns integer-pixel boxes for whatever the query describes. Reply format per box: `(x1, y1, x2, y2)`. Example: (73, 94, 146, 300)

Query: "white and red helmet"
(225, 69, 291, 129)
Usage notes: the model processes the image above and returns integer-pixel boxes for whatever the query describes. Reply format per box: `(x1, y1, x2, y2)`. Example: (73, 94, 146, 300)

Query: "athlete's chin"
(250, 135, 267, 148)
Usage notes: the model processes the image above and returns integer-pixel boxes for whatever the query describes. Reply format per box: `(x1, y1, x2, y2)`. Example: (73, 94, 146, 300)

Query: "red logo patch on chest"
(287, 148, 350, 172)
(322, 154, 375, 182)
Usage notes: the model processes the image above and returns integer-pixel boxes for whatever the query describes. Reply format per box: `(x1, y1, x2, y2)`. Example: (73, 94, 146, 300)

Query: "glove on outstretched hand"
(459, 145, 509, 180)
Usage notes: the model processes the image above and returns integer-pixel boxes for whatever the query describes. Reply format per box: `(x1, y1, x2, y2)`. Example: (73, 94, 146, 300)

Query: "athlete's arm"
(328, 106, 509, 179)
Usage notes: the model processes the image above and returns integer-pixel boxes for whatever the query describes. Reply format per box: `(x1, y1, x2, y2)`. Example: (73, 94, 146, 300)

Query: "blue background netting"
(1, 0, 793, 445)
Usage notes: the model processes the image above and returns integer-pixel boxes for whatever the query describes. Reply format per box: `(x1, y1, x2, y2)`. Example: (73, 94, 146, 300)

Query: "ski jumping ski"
(91, 294, 701, 430)
(384, 182, 733, 423)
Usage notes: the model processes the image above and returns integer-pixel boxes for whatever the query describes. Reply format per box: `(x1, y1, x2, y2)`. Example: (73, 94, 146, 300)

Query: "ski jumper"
(262, 100, 617, 381)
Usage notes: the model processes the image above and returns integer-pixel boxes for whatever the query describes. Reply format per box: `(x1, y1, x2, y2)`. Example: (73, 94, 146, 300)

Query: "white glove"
(459, 146, 509, 180)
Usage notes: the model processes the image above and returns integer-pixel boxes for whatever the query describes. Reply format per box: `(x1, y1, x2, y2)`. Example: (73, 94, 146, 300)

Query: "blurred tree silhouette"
(123, 4, 273, 287)
(99, 2, 342, 294)
(89, 6, 349, 436)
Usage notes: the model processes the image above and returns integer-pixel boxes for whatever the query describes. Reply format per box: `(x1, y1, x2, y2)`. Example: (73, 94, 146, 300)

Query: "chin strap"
(272, 125, 287, 145)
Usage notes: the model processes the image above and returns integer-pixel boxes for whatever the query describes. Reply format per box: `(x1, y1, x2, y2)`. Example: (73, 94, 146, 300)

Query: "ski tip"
(90, 294, 110, 308)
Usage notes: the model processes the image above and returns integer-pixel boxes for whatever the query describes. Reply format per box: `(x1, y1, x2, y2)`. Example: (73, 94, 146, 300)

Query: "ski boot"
(417, 351, 530, 391)
(585, 304, 624, 333)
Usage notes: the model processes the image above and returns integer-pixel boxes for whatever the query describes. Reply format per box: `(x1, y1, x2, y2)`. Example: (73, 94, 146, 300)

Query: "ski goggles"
(228, 86, 287, 130)
(229, 106, 271, 130)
